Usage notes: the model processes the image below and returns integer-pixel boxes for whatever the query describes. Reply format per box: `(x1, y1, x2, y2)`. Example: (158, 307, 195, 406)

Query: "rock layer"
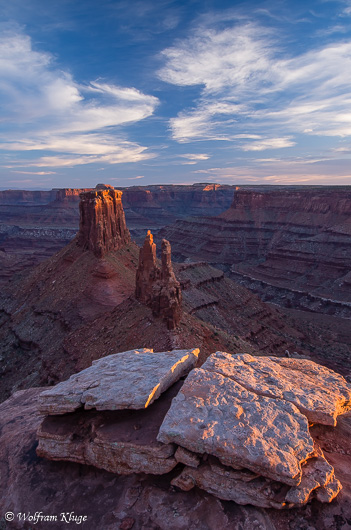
(39, 348, 199, 415)
(160, 186, 351, 315)
(172, 453, 341, 509)
(136, 231, 182, 329)
(204, 352, 351, 426)
(37, 381, 183, 476)
(35, 350, 348, 512)
(76, 186, 130, 257)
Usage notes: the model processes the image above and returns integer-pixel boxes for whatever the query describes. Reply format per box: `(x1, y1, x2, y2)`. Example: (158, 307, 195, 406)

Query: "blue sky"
(1, 0, 351, 188)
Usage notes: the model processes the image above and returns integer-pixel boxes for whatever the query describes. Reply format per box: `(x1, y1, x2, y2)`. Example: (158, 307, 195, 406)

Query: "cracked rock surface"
(203, 352, 351, 426)
(39, 348, 199, 414)
(157, 367, 315, 485)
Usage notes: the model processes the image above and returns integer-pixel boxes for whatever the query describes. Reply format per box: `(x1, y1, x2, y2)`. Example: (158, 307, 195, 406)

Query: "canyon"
(0, 183, 351, 529)
(1, 184, 351, 406)
(159, 186, 351, 314)
(2, 184, 334, 402)
(0, 183, 235, 284)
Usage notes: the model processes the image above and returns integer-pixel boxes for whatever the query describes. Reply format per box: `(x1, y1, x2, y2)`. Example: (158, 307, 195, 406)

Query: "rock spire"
(77, 185, 130, 258)
(136, 231, 182, 329)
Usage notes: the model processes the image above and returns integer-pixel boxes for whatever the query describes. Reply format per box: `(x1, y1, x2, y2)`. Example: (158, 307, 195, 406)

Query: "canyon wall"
(160, 187, 351, 316)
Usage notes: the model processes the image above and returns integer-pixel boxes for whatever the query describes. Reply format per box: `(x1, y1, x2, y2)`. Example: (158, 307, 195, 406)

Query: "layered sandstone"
(8, 390, 351, 529)
(37, 381, 183, 476)
(157, 351, 351, 508)
(160, 186, 351, 315)
(136, 231, 182, 329)
(37, 348, 199, 476)
(172, 453, 341, 509)
(157, 367, 315, 486)
(76, 185, 130, 258)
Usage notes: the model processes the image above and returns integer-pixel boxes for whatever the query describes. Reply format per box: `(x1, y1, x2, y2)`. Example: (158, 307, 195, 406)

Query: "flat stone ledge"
(39, 348, 199, 415)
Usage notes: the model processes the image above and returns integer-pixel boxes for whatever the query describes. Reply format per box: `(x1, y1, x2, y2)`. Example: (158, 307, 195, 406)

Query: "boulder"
(157, 368, 314, 486)
(204, 352, 351, 426)
(39, 348, 199, 415)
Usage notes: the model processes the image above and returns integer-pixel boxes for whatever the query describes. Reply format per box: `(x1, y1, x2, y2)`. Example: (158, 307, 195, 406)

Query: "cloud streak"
(0, 29, 159, 168)
(159, 16, 351, 149)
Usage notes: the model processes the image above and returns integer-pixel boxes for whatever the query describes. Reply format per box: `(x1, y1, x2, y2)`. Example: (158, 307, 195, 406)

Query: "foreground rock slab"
(39, 348, 199, 414)
(204, 352, 351, 426)
(37, 381, 183, 475)
(172, 452, 341, 509)
(157, 368, 314, 486)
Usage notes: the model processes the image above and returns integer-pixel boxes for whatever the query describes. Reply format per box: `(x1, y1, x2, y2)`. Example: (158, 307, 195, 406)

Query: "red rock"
(119, 517, 135, 530)
(136, 231, 182, 329)
(76, 186, 130, 258)
(135, 230, 159, 305)
(160, 187, 351, 316)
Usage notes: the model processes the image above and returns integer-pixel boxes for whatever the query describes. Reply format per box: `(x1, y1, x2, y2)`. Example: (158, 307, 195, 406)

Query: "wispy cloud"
(179, 153, 210, 160)
(0, 28, 159, 168)
(10, 170, 56, 175)
(241, 137, 296, 151)
(159, 16, 351, 149)
(191, 154, 351, 184)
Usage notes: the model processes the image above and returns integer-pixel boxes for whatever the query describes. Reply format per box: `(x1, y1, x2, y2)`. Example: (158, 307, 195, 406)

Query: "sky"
(1, 0, 351, 189)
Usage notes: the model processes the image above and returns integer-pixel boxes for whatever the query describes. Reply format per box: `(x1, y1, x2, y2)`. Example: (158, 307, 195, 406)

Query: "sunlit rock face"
(136, 231, 182, 329)
(135, 231, 159, 306)
(158, 351, 351, 507)
(158, 366, 315, 486)
(76, 185, 130, 258)
(38, 348, 199, 414)
(203, 352, 351, 426)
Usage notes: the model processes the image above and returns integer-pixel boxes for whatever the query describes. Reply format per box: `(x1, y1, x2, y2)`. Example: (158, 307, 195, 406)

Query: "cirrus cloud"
(158, 15, 351, 150)
(0, 28, 159, 169)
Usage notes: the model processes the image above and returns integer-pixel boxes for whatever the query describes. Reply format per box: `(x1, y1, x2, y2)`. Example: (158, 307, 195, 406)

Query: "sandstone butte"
(76, 185, 131, 258)
(136, 230, 182, 330)
(35, 349, 351, 511)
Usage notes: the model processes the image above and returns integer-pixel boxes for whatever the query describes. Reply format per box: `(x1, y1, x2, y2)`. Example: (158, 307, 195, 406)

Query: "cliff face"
(160, 187, 351, 315)
(122, 184, 234, 217)
(76, 187, 130, 258)
(0, 190, 57, 205)
(136, 231, 182, 329)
